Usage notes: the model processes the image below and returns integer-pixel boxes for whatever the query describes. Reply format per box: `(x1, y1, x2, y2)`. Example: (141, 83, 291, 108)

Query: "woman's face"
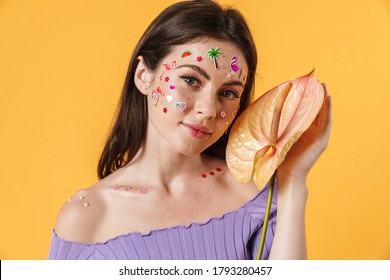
(143, 38, 249, 156)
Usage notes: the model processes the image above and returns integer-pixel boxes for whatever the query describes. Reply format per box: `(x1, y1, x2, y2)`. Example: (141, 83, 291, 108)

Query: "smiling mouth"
(181, 123, 211, 139)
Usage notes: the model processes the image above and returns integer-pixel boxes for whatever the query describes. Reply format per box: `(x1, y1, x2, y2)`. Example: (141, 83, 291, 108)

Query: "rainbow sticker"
(181, 51, 192, 58)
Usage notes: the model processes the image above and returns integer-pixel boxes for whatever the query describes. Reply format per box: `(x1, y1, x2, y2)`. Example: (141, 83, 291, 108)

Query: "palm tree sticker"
(207, 47, 223, 69)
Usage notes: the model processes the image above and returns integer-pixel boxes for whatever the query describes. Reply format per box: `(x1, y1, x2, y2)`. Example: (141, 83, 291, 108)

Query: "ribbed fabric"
(49, 184, 277, 260)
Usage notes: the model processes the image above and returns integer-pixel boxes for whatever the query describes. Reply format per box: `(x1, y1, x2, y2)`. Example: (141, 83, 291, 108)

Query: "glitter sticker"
(175, 102, 188, 112)
(197, 56, 203, 62)
(169, 85, 175, 90)
(227, 71, 232, 79)
(141, 187, 148, 194)
(207, 47, 222, 69)
(201, 173, 207, 178)
(216, 167, 222, 172)
(163, 107, 168, 113)
(125, 186, 132, 191)
(162, 60, 176, 70)
(181, 51, 192, 58)
(220, 111, 226, 118)
(165, 76, 170, 82)
(166, 95, 173, 103)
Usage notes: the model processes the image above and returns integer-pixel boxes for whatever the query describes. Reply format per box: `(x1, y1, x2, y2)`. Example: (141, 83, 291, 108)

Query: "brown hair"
(98, 0, 258, 179)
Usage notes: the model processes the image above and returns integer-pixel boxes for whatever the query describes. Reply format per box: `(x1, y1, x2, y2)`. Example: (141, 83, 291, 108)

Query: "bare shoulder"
(54, 184, 105, 243)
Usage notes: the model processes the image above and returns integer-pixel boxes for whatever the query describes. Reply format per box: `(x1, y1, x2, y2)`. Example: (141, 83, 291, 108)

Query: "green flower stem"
(256, 170, 276, 260)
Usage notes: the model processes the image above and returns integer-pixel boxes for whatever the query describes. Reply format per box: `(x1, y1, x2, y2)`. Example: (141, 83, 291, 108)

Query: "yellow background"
(0, 0, 389, 259)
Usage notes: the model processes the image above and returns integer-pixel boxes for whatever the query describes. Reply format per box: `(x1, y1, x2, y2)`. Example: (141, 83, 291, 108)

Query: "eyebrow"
(176, 64, 210, 80)
(222, 80, 245, 88)
(175, 64, 245, 88)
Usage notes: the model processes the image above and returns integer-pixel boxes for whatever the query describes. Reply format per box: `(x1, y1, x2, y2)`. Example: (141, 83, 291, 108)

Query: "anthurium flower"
(226, 70, 325, 189)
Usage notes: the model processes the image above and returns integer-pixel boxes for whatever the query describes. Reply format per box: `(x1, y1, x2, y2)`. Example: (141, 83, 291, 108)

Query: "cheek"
(149, 74, 191, 115)
(218, 102, 240, 126)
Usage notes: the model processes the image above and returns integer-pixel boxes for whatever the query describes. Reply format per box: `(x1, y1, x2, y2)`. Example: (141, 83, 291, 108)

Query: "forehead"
(166, 39, 248, 68)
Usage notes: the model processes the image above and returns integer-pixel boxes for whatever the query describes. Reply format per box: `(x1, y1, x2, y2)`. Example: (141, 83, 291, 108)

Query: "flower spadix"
(226, 70, 325, 189)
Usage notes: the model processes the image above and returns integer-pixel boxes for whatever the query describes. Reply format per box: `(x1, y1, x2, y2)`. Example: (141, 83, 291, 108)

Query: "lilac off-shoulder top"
(49, 184, 277, 260)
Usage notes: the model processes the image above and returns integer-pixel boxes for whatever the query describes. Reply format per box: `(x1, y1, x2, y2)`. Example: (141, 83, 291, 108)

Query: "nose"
(193, 92, 217, 119)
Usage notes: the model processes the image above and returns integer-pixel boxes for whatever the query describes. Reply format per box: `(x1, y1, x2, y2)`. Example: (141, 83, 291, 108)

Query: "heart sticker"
(166, 95, 174, 103)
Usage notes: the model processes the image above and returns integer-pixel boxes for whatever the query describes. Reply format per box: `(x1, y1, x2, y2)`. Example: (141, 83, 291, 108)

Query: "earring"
(142, 85, 147, 90)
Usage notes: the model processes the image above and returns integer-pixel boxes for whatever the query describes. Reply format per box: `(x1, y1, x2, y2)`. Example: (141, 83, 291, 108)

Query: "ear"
(134, 56, 155, 95)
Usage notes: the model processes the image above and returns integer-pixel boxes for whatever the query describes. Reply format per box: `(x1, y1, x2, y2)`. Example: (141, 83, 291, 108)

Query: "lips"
(181, 122, 211, 139)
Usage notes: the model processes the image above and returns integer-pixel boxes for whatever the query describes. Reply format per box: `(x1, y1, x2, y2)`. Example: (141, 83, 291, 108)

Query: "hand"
(277, 83, 332, 185)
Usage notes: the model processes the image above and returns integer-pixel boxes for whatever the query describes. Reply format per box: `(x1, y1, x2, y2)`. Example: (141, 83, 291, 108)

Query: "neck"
(120, 124, 217, 193)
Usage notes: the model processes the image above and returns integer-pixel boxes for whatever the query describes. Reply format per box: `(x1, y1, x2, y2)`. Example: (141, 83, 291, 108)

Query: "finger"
(318, 95, 332, 135)
(313, 83, 328, 126)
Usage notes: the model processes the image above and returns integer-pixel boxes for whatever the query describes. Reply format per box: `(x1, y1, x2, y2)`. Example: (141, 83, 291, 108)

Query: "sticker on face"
(230, 56, 240, 73)
(175, 102, 187, 112)
(240, 68, 249, 84)
(207, 47, 223, 69)
(152, 86, 163, 106)
(181, 51, 192, 58)
(166, 95, 173, 103)
(227, 71, 232, 79)
(161, 61, 176, 70)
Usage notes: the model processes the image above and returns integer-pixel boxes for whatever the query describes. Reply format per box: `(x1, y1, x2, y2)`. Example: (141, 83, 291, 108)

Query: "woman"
(49, 0, 331, 260)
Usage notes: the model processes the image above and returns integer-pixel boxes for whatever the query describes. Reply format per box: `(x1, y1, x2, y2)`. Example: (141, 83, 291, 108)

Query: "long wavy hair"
(98, 0, 258, 179)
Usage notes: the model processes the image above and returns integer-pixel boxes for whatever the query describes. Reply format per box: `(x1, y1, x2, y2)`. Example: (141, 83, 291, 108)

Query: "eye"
(179, 75, 200, 87)
(219, 89, 240, 100)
